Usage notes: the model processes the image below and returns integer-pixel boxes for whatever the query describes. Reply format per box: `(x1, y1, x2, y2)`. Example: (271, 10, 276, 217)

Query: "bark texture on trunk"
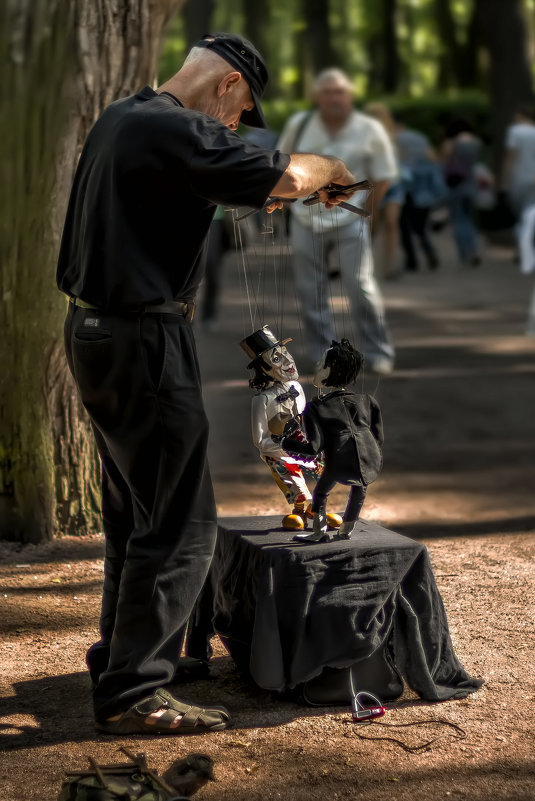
(476, 0, 533, 175)
(0, 0, 183, 542)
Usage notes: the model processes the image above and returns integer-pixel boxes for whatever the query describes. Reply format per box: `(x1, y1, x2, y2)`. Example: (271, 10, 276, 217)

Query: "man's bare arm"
(270, 153, 356, 200)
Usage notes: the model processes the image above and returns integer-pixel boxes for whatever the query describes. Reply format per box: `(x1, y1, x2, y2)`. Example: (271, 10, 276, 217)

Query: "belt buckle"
(183, 302, 195, 322)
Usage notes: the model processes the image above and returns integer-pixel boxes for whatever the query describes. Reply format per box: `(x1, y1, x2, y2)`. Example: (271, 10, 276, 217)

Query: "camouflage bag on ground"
(57, 748, 188, 801)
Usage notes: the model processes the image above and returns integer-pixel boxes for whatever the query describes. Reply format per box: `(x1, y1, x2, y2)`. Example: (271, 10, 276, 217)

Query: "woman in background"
(441, 117, 482, 266)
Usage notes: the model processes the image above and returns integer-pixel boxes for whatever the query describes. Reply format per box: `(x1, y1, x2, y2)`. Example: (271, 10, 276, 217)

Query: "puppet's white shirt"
(251, 380, 312, 465)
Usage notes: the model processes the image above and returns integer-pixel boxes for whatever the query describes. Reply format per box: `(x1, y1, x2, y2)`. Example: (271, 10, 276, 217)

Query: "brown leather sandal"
(95, 687, 232, 735)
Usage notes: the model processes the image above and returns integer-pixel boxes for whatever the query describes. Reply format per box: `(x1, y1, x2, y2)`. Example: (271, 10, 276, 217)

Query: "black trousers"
(399, 195, 438, 271)
(64, 305, 217, 720)
(312, 470, 367, 523)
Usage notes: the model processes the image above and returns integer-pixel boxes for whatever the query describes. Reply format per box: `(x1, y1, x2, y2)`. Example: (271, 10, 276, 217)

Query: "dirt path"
(1, 227, 534, 801)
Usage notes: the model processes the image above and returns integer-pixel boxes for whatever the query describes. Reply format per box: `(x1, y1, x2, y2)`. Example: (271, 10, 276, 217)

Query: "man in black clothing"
(57, 32, 356, 734)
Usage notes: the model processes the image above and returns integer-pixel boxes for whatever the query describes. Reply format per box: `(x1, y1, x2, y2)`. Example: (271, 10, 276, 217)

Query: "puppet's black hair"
(248, 357, 273, 390)
(323, 339, 363, 387)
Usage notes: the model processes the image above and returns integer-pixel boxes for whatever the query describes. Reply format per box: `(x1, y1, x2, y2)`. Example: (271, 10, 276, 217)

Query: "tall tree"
(364, 0, 384, 95)
(242, 0, 274, 96)
(382, 0, 400, 93)
(183, 0, 215, 50)
(435, 0, 464, 89)
(0, 0, 183, 542)
(435, 0, 482, 90)
(459, 1, 482, 90)
(476, 0, 534, 174)
(297, 0, 336, 96)
(364, 0, 401, 94)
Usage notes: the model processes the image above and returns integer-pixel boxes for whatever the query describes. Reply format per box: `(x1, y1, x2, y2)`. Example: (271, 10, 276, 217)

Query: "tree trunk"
(0, 0, 184, 542)
(435, 0, 481, 90)
(363, 0, 383, 95)
(476, 0, 534, 176)
(242, 0, 275, 97)
(382, 0, 400, 94)
(458, 1, 482, 89)
(434, 0, 462, 90)
(183, 0, 215, 50)
(299, 0, 336, 93)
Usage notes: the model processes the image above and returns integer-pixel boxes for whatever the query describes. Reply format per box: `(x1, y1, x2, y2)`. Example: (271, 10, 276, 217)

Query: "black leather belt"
(144, 301, 195, 321)
(69, 296, 195, 322)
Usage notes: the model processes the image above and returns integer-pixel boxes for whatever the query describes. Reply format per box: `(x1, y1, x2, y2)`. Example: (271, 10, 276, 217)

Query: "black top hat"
(240, 325, 292, 368)
(195, 32, 268, 128)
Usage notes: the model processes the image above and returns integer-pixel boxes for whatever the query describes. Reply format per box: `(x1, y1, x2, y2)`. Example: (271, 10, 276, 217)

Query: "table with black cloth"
(186, 516, 483, 702)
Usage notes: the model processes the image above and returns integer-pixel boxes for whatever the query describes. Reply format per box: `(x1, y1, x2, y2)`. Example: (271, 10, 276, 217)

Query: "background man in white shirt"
(277, 68, 398, 375)
(503, 105, 535, 216)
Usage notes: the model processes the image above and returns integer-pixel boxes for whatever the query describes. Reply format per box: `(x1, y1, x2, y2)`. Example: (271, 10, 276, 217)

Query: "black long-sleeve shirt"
(57, 87, 289, 310)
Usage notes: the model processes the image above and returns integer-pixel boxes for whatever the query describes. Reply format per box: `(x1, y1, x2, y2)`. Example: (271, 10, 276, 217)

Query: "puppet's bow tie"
(276, 386, 300, 403)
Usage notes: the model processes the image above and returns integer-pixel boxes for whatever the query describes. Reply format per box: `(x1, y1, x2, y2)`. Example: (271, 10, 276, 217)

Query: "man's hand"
(310, 179, 372, 211)
(316, 166, 357, 209)
(266, 198, 284, 214)
(270, 154, 356, 206)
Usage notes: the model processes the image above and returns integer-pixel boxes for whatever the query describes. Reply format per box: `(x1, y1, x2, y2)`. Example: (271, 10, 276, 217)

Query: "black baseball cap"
(195, 32, 268, 128)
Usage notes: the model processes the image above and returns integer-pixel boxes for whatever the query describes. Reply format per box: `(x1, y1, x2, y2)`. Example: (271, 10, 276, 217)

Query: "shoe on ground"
(95, 687, 232, 735)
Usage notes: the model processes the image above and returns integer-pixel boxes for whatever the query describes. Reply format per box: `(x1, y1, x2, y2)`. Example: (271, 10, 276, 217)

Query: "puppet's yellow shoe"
(282, 513, 305, 530)
(326, 513, 343, 529)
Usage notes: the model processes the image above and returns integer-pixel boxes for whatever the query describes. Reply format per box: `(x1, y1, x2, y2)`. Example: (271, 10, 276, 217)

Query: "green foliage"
(381, 90, 491, 145)
(260, 90, 490, 143)
(158, 14, 186, 83)
(157, 0, 494, 99)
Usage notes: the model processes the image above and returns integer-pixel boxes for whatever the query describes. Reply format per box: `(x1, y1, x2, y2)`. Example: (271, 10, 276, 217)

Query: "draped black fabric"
(191, 516, 483, 701)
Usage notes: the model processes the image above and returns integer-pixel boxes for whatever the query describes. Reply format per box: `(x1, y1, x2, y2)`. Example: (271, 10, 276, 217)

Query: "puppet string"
(232, 210, 256, 332)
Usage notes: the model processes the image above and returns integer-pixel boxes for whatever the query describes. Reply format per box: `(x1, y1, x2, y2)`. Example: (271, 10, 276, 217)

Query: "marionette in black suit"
(277, 339, 383, 543)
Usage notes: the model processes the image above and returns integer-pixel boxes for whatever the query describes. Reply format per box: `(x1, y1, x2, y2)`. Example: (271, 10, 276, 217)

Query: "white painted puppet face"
(263, 346, 299, 383)
(313, 349, 331, 388)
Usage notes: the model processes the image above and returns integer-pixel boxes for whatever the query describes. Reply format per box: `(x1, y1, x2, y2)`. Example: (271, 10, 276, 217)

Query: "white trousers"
(290, 216, 395, 366)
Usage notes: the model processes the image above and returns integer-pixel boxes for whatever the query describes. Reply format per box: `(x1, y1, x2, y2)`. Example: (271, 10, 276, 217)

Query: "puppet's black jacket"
(282, 390, 383, 485)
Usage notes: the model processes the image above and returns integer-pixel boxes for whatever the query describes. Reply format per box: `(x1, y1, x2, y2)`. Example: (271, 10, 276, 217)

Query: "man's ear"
(217, 71, 242, 98)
